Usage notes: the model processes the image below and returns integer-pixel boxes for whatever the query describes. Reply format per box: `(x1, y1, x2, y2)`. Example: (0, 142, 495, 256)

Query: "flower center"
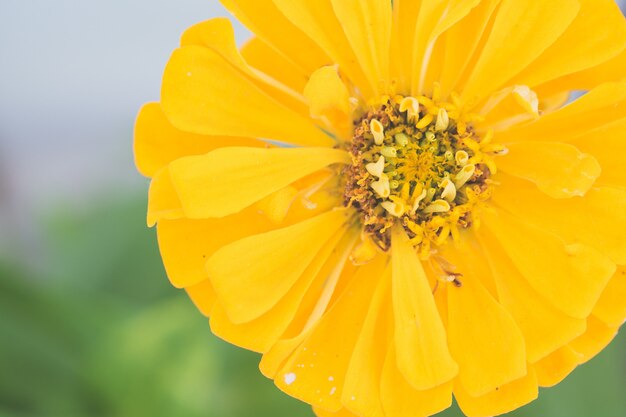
(344, 92, 506, 258)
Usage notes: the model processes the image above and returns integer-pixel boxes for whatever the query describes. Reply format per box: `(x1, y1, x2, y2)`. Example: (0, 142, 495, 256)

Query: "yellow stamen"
(423, 199, 451, 214)
(440, 178, 457, 202)
(411, 187, 428, 213)
(370, 119, 385, 145)
(435, 108, 450, 131)
(455, 150, 469, 167)
(365, 155, 385, 178)
(370, 175, 390, 198)
(399, 96, 420, 120)
(455, 164, 476, 188)
(381, 200, 406, 217)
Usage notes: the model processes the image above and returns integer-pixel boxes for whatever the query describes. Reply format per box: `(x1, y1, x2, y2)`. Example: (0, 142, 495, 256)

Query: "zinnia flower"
(135, 1, 626, 416)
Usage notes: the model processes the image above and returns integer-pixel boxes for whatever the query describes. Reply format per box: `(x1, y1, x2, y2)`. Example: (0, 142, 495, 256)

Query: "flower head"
(135, 1, 626, 416)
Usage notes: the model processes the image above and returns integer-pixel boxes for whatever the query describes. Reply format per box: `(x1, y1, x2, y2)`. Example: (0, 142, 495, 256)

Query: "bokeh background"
(1, 1, 625, 416)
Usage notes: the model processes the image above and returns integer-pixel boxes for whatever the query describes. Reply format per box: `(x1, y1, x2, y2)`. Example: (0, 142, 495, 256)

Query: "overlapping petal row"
(135, 1, 626, 416)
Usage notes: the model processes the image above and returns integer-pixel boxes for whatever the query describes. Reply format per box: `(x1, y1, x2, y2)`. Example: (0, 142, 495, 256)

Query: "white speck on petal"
(186, 72, 192, 77)
(328, 376, 334, 382)
(351, 396, 356, 401)
(330, 387, 337, 396)
(284, 373, 297, 386)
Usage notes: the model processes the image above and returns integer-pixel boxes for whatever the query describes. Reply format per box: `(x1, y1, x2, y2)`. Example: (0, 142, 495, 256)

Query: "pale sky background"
(0, 0, 625, 256)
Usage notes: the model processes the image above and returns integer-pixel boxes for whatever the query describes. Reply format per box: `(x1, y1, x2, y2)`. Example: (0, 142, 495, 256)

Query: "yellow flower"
(135, 1, 626, 416)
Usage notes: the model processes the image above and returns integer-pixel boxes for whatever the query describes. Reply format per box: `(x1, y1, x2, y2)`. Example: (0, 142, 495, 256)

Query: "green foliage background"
(0, 195, 624, 417)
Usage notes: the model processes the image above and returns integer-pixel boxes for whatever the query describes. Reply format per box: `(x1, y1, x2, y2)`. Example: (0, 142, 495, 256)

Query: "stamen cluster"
(344, 92, 505, 258)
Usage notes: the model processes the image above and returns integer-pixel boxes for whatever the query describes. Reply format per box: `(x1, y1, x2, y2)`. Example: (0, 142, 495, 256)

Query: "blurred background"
(0, 1, 625, 416)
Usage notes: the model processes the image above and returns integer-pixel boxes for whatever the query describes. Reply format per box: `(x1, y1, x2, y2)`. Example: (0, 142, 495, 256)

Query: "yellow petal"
(207, 209, 348, 324)
(533, 346, 583, 388)
(258, 249, 360, 380)
(391, 227, 458, 390)
(271, 0, 373, 98)
(390, 0, 421, 91)
(454, 370, 538, 417)
(180, 18, 249, 69)
(330, 0, 392, 96)
(537, 48, 626, 96)
(220, 0, 329, 74)
(478, 228, 587, 363)
(342, 262, 390, 417)
(169, 147, 349, 218)
(380, 343, 453, 417)
(274, 258, 385, 412)
(255, 186, 299, 225)
(134, 103, 261, 178)
(498, 142, 600, 199)
(240, 37, 308, 93)
(157, 209, 272, 288)
(462, 0, 580, 104)
(570, 117, 626, 188)
(593, 266, 626, 327)
(180, 18, 309, 116)
(304, 66, 352, 137)
(493, 174, 626, 264)
(185, 280, 217, 317)
(569, 316, 619, 363)
(313, 407, 358, 417)
(439, 0, 502, 96)
(482, 209, 616, 319)
(510, 0, 626, 88)
(147, 168, 185, 226)
(500, 81, 626, 143)
(409, 0, 481, 94)
(446, 244, 528, 396)
(209, 228, 347, 352)
(161, 46, 331, 146)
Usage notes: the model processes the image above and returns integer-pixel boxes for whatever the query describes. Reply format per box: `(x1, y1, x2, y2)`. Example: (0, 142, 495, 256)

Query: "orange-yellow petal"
(493, 175, 626, 264)
(439, 0, 502, 96)
(593, 266, 626, 327)
(240, 37, 308, 93)
(342, 262, 390, 417)
(510, 0, 626, 88)
(479, 228, 587, 363)
(179, 18, 308, 115)
(147, 168, 185, 226)
(209, 229, 349, 353)
(533, 346, 583, 388)
(157, 209, 272, 288)
(161, 45, 332, 146)
(380, 343, 453, 417)
(482, 209, 616, 319)
(454, 370, 539, 417)
(313, 407, 358, 417)
(498, 141, 601, 199)
(500, 81, 626, 143)
(134, 103, 261, 178)
(408, 0, 481, 95)
(536, 42, 626, 96)
(220, 0, 329, 74)
(462, 0, 580, 104)
(570, 117, 626, 188)
(275, 259, 385, 412)
(185, 280, 217, 317)
(304, 66, 352, 138)
(569, 316, 620, 364)
(446, 245, 527, 397)
(391, 227, 458, 390)
(330, 0, 392, 96)
(168, 147, 349, 218)
(207, 209, 348, 324)
(271, 0, 373, 97)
